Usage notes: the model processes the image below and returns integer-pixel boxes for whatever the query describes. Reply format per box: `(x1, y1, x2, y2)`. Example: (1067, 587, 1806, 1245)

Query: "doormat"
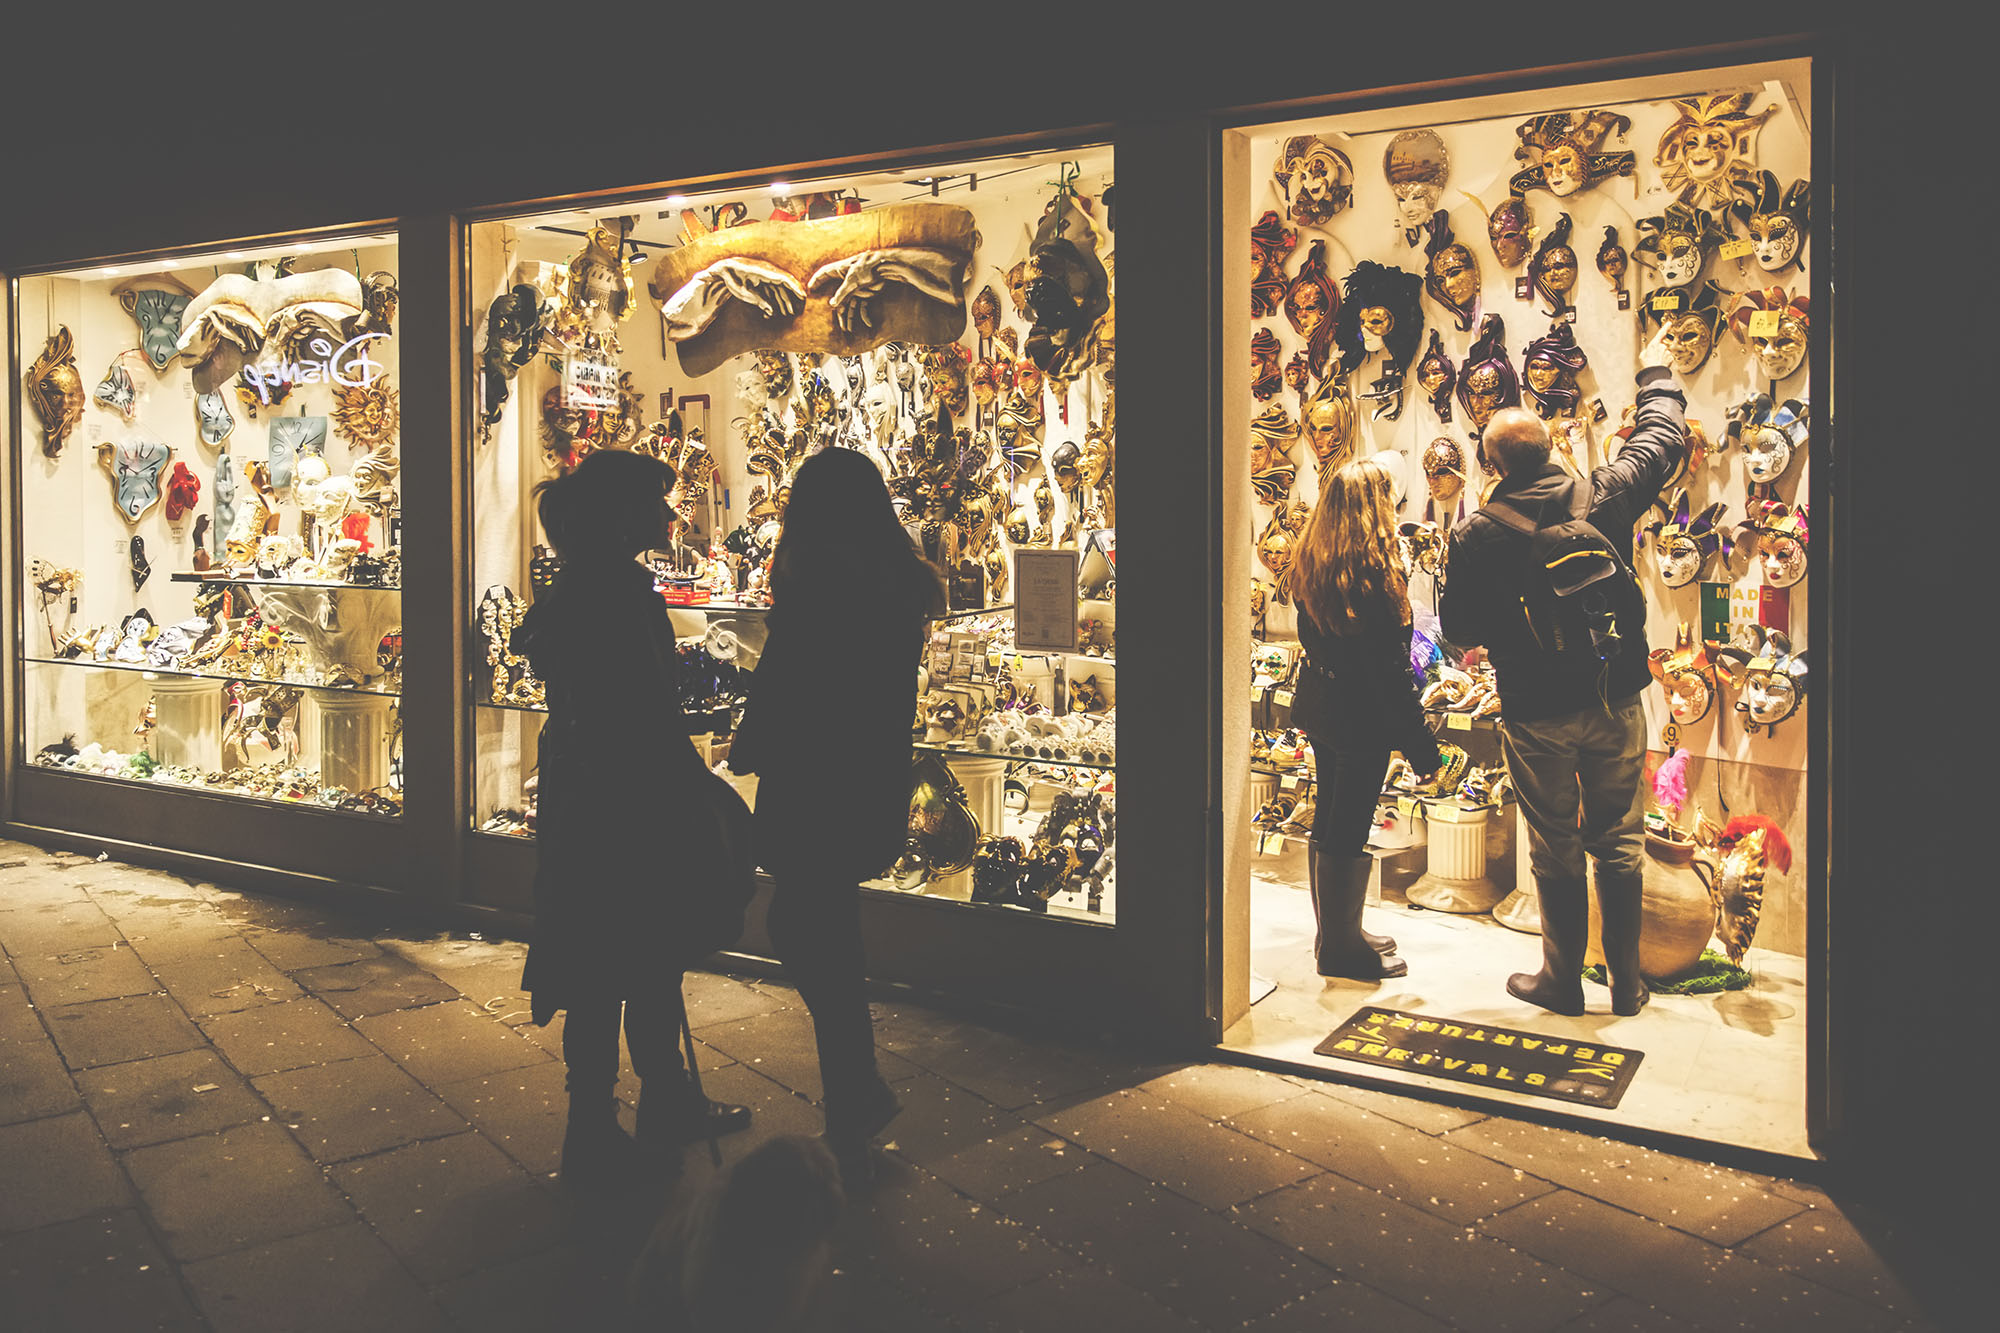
(1315, 1007, 1644, 1109)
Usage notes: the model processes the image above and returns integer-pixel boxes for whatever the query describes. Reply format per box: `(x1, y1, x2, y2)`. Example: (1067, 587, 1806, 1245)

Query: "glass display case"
(14, 234, 404, 819)
(466, 145, 1118, 922)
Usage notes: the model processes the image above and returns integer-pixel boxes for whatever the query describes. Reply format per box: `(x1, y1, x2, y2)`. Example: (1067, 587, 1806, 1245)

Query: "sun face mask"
(1284, 240, 1339, 377)
(1250, 210, 1299, 319)
(1336, 260, 1424, 420)
(1384, 129, 1449, 245)
(1274, 135, 1355, 226)
(1511, 110, 1635, 198)
(1647, 488, 1729, 587)
(1731, 171, 1811, 274)
(1729, 394, 1809, 488)
(97, 435, 174, 524)
(1729, 287, 1810, 382)
(1655, 92, 1776, 212)
(1520, 319, 1588, 420)
(1423, 212, 1480, 332)
(1416, 330, 1456, 422)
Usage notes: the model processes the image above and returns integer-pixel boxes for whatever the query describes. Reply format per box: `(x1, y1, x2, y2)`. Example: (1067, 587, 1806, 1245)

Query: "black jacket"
(1439, 366, 1687, 724)
(1290, 608, 1441, 772)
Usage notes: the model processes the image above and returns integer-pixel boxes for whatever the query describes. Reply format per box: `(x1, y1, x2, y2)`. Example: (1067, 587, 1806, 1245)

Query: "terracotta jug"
(1586, 831, 1716, 982)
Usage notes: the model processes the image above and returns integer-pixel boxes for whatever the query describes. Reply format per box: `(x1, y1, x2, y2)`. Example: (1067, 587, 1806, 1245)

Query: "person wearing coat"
(729, 447, 945, 1186)
(513, 449, 751, 1188)
(1286, 457, 1443, 980)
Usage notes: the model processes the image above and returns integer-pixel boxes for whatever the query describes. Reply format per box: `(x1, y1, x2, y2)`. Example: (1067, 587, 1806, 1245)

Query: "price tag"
(1661, 722, 1680, 750)
(1515, 277, 1532, 300)
(1396, 796, 1419, 819)
(1281, 775, 1299, 790)
(1719, 238, 1755, 260)
(1446, 712, 1473, 731)
(1273, 689, 1294, 708)
(1649, 292, 1684, 312)
(1749, 656, 1774, 671)
(1746, 310, 1782, 337)
(1251, 684, 1265, 702)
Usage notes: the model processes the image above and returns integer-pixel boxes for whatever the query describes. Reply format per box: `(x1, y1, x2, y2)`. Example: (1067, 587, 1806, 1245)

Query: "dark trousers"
(561, 991, 684, 1097)
(766, 879, 885, 1124)
(1302, 731, 1393, 857)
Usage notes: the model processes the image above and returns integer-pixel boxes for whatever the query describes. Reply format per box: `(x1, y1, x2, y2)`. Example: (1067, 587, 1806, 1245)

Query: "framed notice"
(563, 355, 619, 409)
(1014, 549, 1079, 652)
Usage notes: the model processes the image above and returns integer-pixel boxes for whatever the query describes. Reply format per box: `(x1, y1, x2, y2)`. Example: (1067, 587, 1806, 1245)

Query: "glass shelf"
(915, 741, 1115, 772)
(29, 760, 402, 821)
(930, 604, 1014, 624)
(26, 656, 401, 699)
(658, 596, 771, 613)
(168, 573, 401, 592)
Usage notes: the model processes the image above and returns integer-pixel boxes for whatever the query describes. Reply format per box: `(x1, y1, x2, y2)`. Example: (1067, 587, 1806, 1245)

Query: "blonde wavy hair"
(1292, 457, 1410, 635)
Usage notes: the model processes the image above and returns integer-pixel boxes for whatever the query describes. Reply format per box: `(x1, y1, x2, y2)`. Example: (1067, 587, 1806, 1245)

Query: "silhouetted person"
(515, 450, 751, 1189)
(729, 448, 945, 1186)
(1440, 328, 1687, 1017)
(1288, 457, 1442, 980)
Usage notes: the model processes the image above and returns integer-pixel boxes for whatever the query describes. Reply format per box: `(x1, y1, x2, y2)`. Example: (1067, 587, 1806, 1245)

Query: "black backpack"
(1483, 479, 1641, 665)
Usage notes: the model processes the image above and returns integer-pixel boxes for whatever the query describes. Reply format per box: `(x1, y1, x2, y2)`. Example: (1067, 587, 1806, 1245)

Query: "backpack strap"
(1481, 494, 1538, 536)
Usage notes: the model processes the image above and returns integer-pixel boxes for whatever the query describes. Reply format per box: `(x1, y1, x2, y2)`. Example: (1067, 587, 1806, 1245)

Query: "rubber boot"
(1506, 875, 1587, 1015)
(1307, 841, 1397, 955)
(560, 1097, 643, 1190)
(1595, 868, 1651, 1016)
(1310, 844, 1408, 980)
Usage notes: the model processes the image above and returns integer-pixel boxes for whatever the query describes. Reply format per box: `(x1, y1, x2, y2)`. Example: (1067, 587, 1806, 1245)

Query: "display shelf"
(168, 572, 401, 592)
(477, 697, 549, 715)
(657, 596, 771, 613)
(29, 760, 402, 820)
(929, 604, 1015, 623)
(25, 656, 402, 699)
(915, 741, 1115, 772)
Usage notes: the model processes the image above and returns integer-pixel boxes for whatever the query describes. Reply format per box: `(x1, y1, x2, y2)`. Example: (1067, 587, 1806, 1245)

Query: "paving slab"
(142, 936, 302, 1017)
(241, 925, 379, 972)
(355, 999, 549, 1086)
(693, 1004, 919, 1102)
(182, 1219, 451, 1333)
(292, 954, 459, 1019)
(9, 941, 159, 1006)
(432, 1060, 571, 1179)
(427, 1245, 581, 1333)
(1230, 1091, 1557, 1224)
(1237, 1171, 1604, 1331)
(1031, 1087, 1317, 1209)
(123, 1120, 355, 1261)
(869, 1069, 1011, 1167)
(920, 1121, 1097, 1204)
(0, 900, 122, 958)
(76, 1047, 266, 1150)
(842, 1164, 1065, 1316)
(333, 1131, 566, 1284)
(112, 905, 243, 964)
(0, 987, 82, 1126)
(954, 1260, 1210, 1333)
(1237, 1275, 1456, 1332)
(1443, 1115, 1811, 1244)
(887, 1020, 1123, 1110)
(1132, 1061, 1313, 1121)
(198, 995, 377, 1077)
(682, 969, 796, 1027)
(0, 1111, 134, 1231)
(1734, 1201, 1926, 1317)
(1478, 1188, 1902, 1330)
(43, 992, 203, 1070)
(254, 1053, 470, 1163)
(1556, 1294, 1702, 1330)
(1313, 1076, 1494, 1134)
(0, 1208, 207, 1333)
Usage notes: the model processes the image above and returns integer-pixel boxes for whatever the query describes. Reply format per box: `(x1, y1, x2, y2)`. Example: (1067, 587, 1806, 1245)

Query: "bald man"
(1440, 329, 1687, 1017)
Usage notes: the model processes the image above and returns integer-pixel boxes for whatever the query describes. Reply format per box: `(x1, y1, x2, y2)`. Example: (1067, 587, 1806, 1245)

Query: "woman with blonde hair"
(1288, 457, 1442, 979)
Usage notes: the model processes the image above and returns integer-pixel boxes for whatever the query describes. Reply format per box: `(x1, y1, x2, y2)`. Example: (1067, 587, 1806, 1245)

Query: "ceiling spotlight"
(101, 266, 120, 276)
(767, 182, 790, 195)
(665, 194, 690, 207)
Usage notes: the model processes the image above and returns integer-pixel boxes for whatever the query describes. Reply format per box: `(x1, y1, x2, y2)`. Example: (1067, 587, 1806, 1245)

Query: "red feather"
(1721, 815, 1792, 873)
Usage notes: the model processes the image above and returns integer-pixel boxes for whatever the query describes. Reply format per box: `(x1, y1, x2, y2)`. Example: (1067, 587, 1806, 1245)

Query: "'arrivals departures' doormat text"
(1315, 1008, 1644, 1108)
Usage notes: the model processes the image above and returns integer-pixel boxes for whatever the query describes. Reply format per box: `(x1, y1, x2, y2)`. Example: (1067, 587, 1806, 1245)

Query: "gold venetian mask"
(1302, 384, 1354, 470)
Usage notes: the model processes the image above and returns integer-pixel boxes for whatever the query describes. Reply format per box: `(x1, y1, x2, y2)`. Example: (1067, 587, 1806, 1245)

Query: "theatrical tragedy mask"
(1597, 226, 1628, 295)
(1732, 172, 1811, 273)
(1648, 488, 1728, 588)
(1301, 377, 1356, 473)
(27, 327, 86, 458)
(1730, 288, 1810, 382)
(1511, 110, 1636, 198)
(1250, 211, 1299, 318)
(1284, 240, 1339, 376)
(1520, 320, 1588, 419)
(1275, 135, 1355, 226)
(1456, 316, 1520, 433)
(1486, 194, 1533, 268)
(1422, 436, 1465, 504)
(1423, 213, 1480, 331)
(1416, 330, 1455, 422)
(118, 287, 192, 371)
(1251, 327, 1285, 401)
(1648, 625, 1716, 724)
(1637, 202, 1727, 290)
(1385, 130, 1449, 243)
(97, 436, 174, 523)
(1730, 394, 1808, 486)
(1528, 213, 1579, 317)
(1656, 93, 1776, 211)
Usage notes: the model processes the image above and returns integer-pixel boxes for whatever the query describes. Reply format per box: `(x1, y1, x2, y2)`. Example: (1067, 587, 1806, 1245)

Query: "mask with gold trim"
(1730, 172, 1810, 274)
(1713, 626, 1807, 736)
(1249, 402, 1298, 504)
(1485, 193, 1532, 269)
(1415, 330, 1455, 422)
(1274, 135, 1355, 226)
(1456, 315, 1520, 440)
(1728, 288, 1809, 382)
(1251, 327, 1285, 403)
(1510, 110, 1635, 198)
(1655, 93, 1777, 213)
(1520, 319, 1588, 419)
(1300, 374, 1355, 476)
(1528, 212, 1579, 318)
(1335, 260, 1424, 421)
(27, 327, 86, 459)
(1384, 129, 1449, 245)
(1645, 488, 1729, 588)
(1727, 393, 1808, 486)
(1283, 240, 1339, 378)
(1250, 210, 1299, 319)
(1696, 813, 1791, 963)
(1421, 212, 1480, 332)
(1596, 226, 1628, 298)
(1740, 499, 1808, 588)
(1648, 623, 1717, 724)
(1635, 201, 1728, 291)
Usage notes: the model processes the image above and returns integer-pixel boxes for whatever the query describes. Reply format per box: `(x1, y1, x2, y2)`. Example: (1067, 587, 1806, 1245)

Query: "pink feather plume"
(1652, 747, 1690, 815)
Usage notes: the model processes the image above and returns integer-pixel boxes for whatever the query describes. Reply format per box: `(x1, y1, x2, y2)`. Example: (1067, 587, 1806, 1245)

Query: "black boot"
(560, 1097, 643, 1189)
(824, 1076, 902, 1193)
(1310, 844, 1408, 980)
(1596, 868, 1651, 1016)
(636, 1076, 753, 1148)
(1507, 875, 1587, 1016)
(1308, 841, 1397, 955)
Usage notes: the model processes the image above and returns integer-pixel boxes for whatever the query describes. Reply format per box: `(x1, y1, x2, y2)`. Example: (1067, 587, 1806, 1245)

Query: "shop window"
(467, 147, 1119, 922)
(14, 235, 404, 818)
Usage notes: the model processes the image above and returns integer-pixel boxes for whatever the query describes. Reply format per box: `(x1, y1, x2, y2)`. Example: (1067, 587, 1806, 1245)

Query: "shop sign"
(1315, 1007, 1646, 1108)
(564, 355, 620, 410)
(240, 333, 388, 405)
(1014, 549, 1079, 652)
(1702, 581, 1787, 648)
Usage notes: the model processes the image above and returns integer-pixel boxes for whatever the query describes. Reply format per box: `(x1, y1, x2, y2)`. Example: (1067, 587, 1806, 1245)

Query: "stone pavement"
(0, 837, 1961, 1331)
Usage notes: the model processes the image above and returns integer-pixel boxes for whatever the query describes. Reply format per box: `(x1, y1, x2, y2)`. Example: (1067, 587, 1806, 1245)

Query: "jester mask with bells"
(1696, 813, 1791, 964)
(1334, 260, 1424, 421)
(1250, 210, 1299, 319)
(1416, 330, 1455, 422)
(1248, 402, 1299, 505)
(1300, 373, 1356, 477)
(1635, 201, 1729, 292)
(1423, 212, 1480, 332)
(1384, 129, 1449, 245)
(1655, 93, 1777, 213)
(1730, 172, 1811, 273)
(1729, 288, 1810, 383)
(650, 203, 975, 376)
(1456, 315, 1521, 440)
(1520, 319, 1588, 421)
(27, 327, 86, 459)
(1646, 488, 1729, 588)
(1727, 394, 1809, 488)
(1510, 110, 1635, 199)
(1528, 212, 1580, 318)
(1739, 500, 1809, 588)
(1713, 625, 1808, 736)
(1274, 135, 1355, 227)
(1648, 623, 1718, 724)
(1597, 226, 1629, 298)
(1284, 240, 1340, 379)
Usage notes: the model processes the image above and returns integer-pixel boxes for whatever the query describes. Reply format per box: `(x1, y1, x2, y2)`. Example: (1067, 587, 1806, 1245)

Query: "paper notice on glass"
(564, 356, 619, 409)
(1014, 549, 1078, 652)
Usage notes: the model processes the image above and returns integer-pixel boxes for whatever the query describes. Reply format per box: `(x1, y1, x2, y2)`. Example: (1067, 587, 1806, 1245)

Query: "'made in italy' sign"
(1315, 1008, 1645, 1109)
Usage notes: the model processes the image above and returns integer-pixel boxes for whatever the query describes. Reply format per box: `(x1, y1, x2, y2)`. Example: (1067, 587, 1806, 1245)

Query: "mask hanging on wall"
(1422, 212, 1480, 331)
(1714, 626, 1808, 737)
(1740, 500, 1808, 588)
(1596, 226, 1628, 301)
(1300, 373, 1356, 478)
(1283, 240, 1339, 378)
(1415, 330, 1456, 423)
(1635, 201, 1729, 294)
(1251, 327, 1285, 402)
(1248, 402, 1298, 505)
(1728, 287, 1810, 383)
(1335, 260, 1425, 421)
(1528, 212, 1579, 318)
(27, 326, 86, 458)
(1728, 394, 1809, 488)
(1510, 110, 1636, 199)
(1422, 435, 1467, 509)
(1484, 193, 1533, 268)
(1250, 210, 1299, 318)
(333, 375, 401, 452)
(1520, 319, 1588, 420)
(1730, 171, 1811, 273)
(1274, 135, 1355, 226)
(1655, 92, 1777, 213)
(1456, 315, 1521, 451)
(1646, 488, 1729, 588)
(1648, 625, 1718, 725)
(479, 283, 549, 426)
(1383, 130, 1449, 246)
(1651, 283, 1727, 375)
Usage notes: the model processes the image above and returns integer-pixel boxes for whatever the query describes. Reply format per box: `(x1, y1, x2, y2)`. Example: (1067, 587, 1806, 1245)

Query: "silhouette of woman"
(514, 450, 751, 1187)
(730, 447, 944, 1184)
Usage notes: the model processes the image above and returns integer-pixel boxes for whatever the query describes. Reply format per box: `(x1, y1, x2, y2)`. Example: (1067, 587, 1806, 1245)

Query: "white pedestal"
(147, 677, 224, 771)
(930, 755, 1007, 902)
(308, 691, 395, 796)
(1405, 803, 1504, 913)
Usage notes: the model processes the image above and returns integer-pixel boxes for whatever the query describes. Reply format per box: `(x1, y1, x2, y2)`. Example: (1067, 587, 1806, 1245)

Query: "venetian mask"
(1716, 628, 1807, 732)
(1252, 327, 1285, 401)
(1529, 213, 1578, 317)
(1511, 110, 1636, 198)
(1416, 330, 1455, 422)
(1080, 425, 1114, 489)
(1422, 436, 1465, 504)
(1337, 260, 1424, 421)
(27, 326, 86, 458)
(1520, 319, 1587, 419)
(1005, 259, 1032, 318)
(1016, 360, 1043, 399)
(1659, 288, 1726, 374)
(355, 271, 398, 337)
(1648, 625, 1716, 724)
(1275, 135, 1355, 226)
(1749, 503, 1809, 587)
(1655, 93, 1776, 211)
(1248, 402, 1296, 475)
(1731, 394, 1809, 485)
(1302, 378, 1355, 472)
(1637, 202, 1727, 290)
(1422, 212, 1479, 331)
(1384, 129, 1448, 242)
(1456, 316, 1520, 433)
(755, 349, 793, 398)
(921, 344, 970, 417)
(1597, 226, 1628, 296)
(1258, 523, 1296, 583)
(98, 436, 174, 523)
(1486, 194, 1532, 268)
(1250, 210, 1299, 319)
(1649, 488, 1728, 588)
(1730, 287, 1810, 382)
(119, 287, 192, 371)
(1284, 240, 1339, 376)
(971, 285, 1002, 339)
(1732, 172, 1811, 273)
(1358, 307, 1392, 352)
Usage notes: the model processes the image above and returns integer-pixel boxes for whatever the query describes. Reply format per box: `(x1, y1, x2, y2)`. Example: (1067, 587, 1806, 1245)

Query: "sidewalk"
(0, 837, 1951, 1331)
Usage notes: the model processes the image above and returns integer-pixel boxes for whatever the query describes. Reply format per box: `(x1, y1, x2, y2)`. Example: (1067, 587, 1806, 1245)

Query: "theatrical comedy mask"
(1729, 395, 1809, 487)
(1731, 172, 1811, 273)
(1336, 261, 1424, 420)
(1647, 488, 1729, 588)
(1729, 288, 1810, 382)
(1274, 135, 1355, 226)
(1384, 129, 1449, 245)
(1423, 212, 1480, 331)
(1511, 110, 1636, 198)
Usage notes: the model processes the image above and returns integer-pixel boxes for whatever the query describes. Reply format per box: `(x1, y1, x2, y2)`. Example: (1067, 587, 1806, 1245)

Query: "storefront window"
(467, 146, 1118, 922)
(14, 234, 404, 818)
(1225, 60, 1815, 1153)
